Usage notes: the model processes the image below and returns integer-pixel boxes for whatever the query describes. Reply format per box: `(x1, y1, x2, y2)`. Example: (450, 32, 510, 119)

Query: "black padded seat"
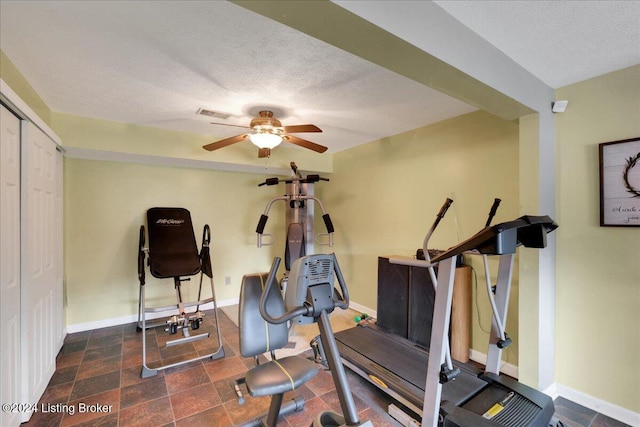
(245, 356, 318, 397)
(236, 272, 318, 423)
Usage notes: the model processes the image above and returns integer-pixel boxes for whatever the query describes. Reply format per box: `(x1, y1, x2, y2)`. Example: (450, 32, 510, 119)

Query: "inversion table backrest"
(147, 207, 201, 279)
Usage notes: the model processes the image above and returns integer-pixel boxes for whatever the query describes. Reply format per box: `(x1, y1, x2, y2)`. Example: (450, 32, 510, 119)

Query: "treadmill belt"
(335, 325, 487, 407)
(337, 325, 426, 390)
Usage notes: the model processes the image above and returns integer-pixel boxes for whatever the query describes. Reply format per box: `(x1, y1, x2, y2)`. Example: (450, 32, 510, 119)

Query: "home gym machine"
(137, 207, 225, 378)
(255, 162, 335, 291)
(258, 253, 373, 427)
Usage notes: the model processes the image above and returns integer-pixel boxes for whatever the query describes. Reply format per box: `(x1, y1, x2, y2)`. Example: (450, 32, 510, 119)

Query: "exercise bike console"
(260, 254, 372, 427)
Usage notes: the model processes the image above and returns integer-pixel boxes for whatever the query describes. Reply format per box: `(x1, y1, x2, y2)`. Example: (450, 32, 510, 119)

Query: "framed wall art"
(599, 137, 640, 226)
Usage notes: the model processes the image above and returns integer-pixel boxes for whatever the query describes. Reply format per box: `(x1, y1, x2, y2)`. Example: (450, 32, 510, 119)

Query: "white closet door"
(1, 105, 22, 427)
(53, 142, 63, 351)
(21, 121, 63, 416)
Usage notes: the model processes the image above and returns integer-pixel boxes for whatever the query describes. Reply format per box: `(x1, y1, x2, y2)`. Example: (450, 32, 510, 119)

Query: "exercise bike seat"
(245, 356, 317, 397)
(238, 273, 318, 398)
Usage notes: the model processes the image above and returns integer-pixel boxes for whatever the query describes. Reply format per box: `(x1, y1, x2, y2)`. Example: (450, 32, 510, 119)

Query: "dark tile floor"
(22, 308, 401, 427)
(553, 397, 631, 427)
(22, 308, 630, 427)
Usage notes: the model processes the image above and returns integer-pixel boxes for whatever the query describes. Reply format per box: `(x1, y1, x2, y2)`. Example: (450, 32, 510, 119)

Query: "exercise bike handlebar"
(259, 254, 350, 325)
(422, 198, 453, 263)
(259, 257, 308, 324)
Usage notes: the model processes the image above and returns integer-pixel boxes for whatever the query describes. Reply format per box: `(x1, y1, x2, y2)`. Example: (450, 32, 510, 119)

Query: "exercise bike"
(259, 254, 373, 427)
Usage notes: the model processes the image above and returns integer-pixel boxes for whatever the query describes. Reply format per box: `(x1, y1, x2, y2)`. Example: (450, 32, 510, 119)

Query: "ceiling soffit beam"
(232, 0, 534, 121)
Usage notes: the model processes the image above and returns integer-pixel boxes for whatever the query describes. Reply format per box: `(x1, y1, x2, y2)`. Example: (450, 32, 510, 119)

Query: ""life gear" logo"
(156, 219, 185, 225)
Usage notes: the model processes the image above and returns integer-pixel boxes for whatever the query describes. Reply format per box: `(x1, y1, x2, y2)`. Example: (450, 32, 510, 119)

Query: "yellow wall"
(55, 111, 333, 327)
(555, 65, 640, 412)
(64, 158, 288, 325)
(329, 110, 521, 361)
(50, 112, 333, 173)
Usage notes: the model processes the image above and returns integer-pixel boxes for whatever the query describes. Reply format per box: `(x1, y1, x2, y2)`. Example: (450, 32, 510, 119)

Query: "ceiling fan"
(203, 110, 328, 158)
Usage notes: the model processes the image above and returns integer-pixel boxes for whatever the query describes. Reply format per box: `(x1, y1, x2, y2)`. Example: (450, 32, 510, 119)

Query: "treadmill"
(335, 208, 559, 426)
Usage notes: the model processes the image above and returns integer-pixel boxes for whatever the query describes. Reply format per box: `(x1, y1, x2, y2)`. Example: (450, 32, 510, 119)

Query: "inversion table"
(137, 207, 225, 378)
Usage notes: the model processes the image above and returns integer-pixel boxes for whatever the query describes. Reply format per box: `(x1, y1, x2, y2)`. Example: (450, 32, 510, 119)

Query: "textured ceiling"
(1, 1, 638, 154)
(433, 0, 640, 88)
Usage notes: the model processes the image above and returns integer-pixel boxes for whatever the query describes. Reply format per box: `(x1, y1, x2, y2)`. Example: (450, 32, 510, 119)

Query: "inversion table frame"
(137, 207, 225, 378)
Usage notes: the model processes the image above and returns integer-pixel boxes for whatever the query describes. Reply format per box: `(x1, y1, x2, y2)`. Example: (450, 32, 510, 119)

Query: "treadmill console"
(432, 215, 558, 262)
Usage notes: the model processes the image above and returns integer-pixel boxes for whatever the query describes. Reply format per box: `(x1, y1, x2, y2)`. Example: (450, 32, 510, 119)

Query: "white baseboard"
(468, 349, 519, 379)
(542, 382, 559, 399)
(66, 297, 366, 334)
(348, 301, 377, 319)
(65, 297, 238, 333)
(555, 383, 640, 427)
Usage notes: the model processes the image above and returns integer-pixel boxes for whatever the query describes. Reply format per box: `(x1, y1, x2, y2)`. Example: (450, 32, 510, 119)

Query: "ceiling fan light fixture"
(203, 110, 327, 156)
(249, 132, 282, 149)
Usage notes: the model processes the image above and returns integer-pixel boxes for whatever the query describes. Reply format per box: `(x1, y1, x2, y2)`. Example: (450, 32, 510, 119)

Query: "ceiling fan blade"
(210, 122, 252, 129)
(283, 135, 328, 153)
(282, 124, 322, 133)
(258, 148, 271, 158)
(202, 134, 248, 151)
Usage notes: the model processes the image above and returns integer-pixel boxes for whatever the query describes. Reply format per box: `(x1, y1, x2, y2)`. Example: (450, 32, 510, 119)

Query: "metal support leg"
(137, 284, 143, 331)
(485, 253, 515, 375)
(140, 273, 225, 378)
(422, 256, 456, 427)
(237, 397, 304, 427)
(265, 393, 284, 427)
(318, 310, 360, 426)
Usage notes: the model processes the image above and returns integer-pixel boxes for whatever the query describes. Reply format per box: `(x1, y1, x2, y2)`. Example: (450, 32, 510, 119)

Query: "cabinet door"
(1, 104, 22, 427)
(409, 266, 436, 347)
(21, 122, 63, 417)
(376, 257, 409, 337)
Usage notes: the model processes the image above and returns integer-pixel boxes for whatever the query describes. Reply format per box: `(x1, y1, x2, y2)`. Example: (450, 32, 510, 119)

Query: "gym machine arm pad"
(322, 214, 335, 234)
(256, 214, 268, 234)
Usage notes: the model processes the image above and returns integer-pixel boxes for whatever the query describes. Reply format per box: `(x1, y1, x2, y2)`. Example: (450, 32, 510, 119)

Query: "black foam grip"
(266, 177, 279, 186)
(138, 251, 145, 285)
(306, 174, 320, 182)
(256, 215, 268, 234)
(323, 214, 334, 233)
(138, 225, 146, 285)
(202, 224, 211, 245)
(201, 246, 213, 278)
(486, 198, 502, 226)
(438, 198, 454, 218)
